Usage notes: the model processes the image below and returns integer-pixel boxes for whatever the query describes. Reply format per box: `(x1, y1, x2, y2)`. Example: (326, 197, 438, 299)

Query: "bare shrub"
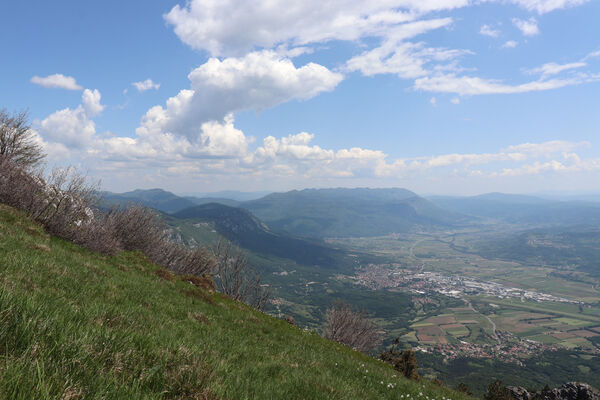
(106, 205, 216, 276)
(107, 205, 166, 255)
(0, 109, 45, 169)
(32, 167, 100, 239)
(213, 240, 270, 310)
(74, 211, 121, 255)
(153, 268, 174, 281)
(323, 301, 383, 353)
(180, 275, 217, 292)
(0, 156, 40, 210)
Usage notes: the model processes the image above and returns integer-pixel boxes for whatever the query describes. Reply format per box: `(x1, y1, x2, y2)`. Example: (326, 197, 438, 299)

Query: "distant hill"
(240, 188, 467, 238)
(102, 188, 197, 214)
(102, 189, 240, 213)
(429, 193, 600, 226)
(172, 203, 347, 268)
(184, 196, 240, 207)
(185, 190, 271, 202)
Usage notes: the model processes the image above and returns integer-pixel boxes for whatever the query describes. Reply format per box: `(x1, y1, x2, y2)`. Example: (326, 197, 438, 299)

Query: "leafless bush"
(73, 210, 121, 255)
(0, 156, 41, 210)
(213, 240, 270, 310)
(0, 158, 123, 254)
(32, 167, 101, 239)
(106, 205, 215, 276)
(323, 301, 383, 353)
(108, 205, 166, 255)
(0, 109, 45, 169)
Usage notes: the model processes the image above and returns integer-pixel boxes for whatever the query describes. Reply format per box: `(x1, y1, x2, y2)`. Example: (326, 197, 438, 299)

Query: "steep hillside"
(0, 203, 468, 399)
(172, 203, 348, 268)
(242, 188, 467, 238)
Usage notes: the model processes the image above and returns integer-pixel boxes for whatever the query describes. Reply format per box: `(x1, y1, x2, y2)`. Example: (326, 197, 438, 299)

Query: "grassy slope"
(0, 204, 469, 400)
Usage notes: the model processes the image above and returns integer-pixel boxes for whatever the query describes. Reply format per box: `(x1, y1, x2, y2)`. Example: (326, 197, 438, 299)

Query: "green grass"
(0, 204, 469, 400)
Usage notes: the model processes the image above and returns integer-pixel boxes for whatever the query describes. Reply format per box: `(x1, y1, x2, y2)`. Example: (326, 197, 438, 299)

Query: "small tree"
(323, 301, 383, 353)
(380, 338, 420, 381)
(458, 383, 473, 396)
(0, 109, 45, 169)
(484, 380, 512, 400)
(213, 240, 270, 310)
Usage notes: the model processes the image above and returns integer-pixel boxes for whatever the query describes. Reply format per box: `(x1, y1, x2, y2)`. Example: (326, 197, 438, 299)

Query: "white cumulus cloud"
(37, 89, 104, 149)
(164, 0, 469, 56)
(30, 74, 82, 90)
(137, 51, 342, 140)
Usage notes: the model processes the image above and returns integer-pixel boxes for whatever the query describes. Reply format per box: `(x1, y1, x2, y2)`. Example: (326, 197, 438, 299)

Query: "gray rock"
(507, 382, 600, 400)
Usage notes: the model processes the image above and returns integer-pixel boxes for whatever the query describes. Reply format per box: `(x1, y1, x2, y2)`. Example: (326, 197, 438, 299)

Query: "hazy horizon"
(108, 186, 600, 201)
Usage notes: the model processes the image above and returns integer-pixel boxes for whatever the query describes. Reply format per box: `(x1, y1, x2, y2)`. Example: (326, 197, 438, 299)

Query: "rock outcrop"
(507, 382, 600, 400)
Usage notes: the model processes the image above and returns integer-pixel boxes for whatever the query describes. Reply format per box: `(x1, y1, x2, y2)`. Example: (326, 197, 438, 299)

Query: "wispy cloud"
(480, 24, 500, 37)
(527, 61, 587, 78)
(512, 17, 540, 36)
(507, 0, 589, 14)
(132, 79, 161, 92)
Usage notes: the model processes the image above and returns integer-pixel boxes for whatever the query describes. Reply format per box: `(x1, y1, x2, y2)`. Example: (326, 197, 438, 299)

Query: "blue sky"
(1, 0, 599, 195)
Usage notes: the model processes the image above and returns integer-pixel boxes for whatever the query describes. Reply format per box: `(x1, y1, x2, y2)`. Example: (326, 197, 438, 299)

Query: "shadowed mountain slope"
(173, 203, 347, 268)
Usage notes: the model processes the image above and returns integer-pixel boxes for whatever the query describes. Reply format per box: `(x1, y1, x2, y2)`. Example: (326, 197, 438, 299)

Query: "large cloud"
(164, 0, 469, 56)
(137, 51, 342, 140)
(163, 0, 596, 98)
(37, 89, 104, 149)
(164, 0, 589, 57)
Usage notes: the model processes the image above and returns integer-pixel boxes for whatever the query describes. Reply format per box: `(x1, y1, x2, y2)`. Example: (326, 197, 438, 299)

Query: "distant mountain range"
(104, 188, 600, 241)
(241, 188, 468, 238)
(428, 193, 600, 226)
(102, 189, 197, 214)
(102, 189, 240, 213)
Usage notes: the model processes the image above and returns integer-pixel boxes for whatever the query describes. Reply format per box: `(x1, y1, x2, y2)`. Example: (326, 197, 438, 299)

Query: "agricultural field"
(329, 229, 600, 356)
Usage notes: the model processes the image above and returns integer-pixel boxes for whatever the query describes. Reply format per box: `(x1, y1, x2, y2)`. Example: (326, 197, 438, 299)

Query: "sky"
(1, 0, 599, 196)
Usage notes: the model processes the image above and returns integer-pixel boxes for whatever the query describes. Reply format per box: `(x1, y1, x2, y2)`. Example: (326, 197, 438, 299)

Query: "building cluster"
(351, 264, 579, 304)
(417, 332, 558, 364)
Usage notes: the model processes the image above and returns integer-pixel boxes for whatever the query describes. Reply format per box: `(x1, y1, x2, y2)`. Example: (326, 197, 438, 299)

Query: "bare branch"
(0, 109, 45, 169)
(323, 301, 383, 353)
